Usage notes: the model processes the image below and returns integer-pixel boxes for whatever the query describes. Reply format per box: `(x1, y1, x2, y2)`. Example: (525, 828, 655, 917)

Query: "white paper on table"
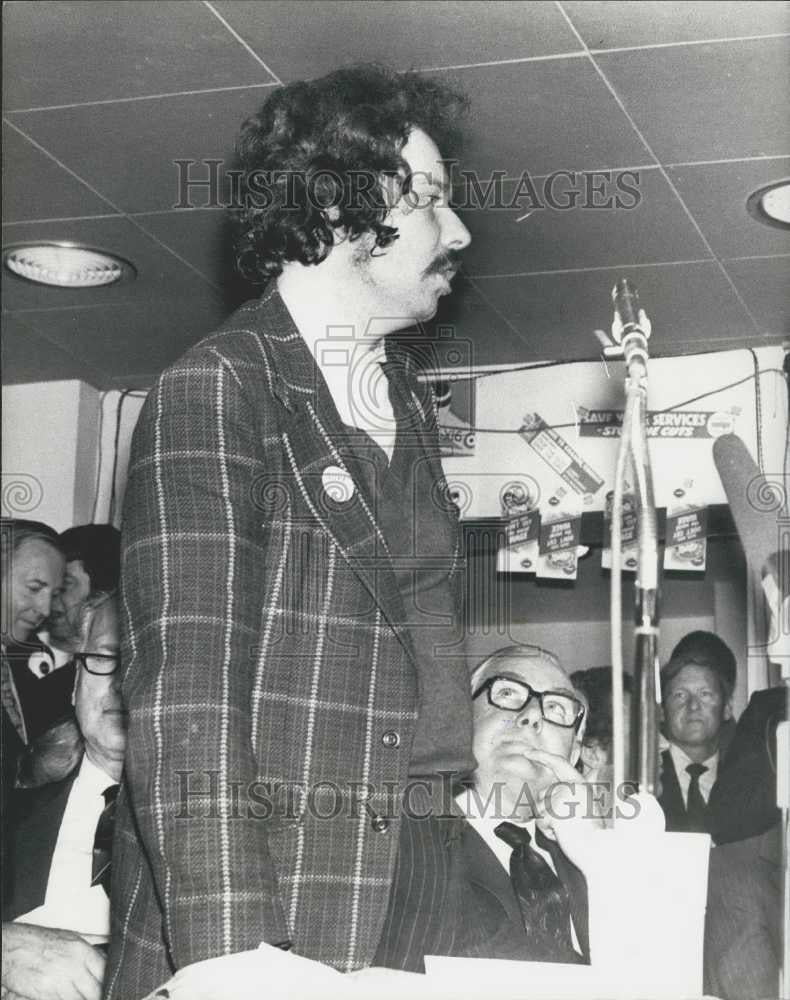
(139, 944, 439, 1000)
(423, 957, 721, 1000)
(424, 955, 599, 999)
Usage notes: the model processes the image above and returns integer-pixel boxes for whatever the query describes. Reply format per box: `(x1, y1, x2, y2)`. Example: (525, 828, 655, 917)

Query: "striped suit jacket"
(106, 289, 466, 998)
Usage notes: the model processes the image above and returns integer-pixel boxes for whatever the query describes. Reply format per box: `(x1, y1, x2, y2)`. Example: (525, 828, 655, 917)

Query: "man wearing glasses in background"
(2, 592, 124, 1000)
(454, 644, 595, 964)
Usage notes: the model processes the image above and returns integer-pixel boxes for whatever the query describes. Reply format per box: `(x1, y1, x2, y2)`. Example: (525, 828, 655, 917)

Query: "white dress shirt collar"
(668, 742, 719, 805)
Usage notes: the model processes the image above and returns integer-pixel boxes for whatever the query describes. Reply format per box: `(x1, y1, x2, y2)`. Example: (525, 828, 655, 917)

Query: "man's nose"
(443, 208, 471, 251)
(35, 590, 53, 619)
(516, 696, 543, 729)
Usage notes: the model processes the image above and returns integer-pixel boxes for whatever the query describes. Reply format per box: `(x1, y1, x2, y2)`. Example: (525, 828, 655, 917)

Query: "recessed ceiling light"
(746, 180, 790, 230)
(2, 242, 135, 288)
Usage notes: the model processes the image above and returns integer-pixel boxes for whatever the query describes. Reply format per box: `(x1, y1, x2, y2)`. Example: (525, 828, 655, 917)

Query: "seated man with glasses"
(454, 643, 597, 965)
(2, 591, 124, 1000)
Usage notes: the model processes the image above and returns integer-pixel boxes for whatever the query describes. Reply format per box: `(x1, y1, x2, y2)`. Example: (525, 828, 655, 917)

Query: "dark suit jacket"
(704, 826, 782, 1000)
(708, 687, 785, 844)
(3, 772, 77, 921)
(658, 748, 721, 833)
(458, 821, 590, 964)
(108, 290, 467, 998)
(2, 703, 25, 899)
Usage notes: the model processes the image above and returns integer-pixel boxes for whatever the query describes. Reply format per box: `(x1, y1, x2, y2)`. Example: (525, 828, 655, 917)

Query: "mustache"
(422, 251, 463, 278)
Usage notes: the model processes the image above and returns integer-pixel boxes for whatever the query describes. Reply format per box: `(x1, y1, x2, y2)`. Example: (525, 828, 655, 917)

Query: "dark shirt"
(708, 686, 786, 845)
(337, 360, 473, 782)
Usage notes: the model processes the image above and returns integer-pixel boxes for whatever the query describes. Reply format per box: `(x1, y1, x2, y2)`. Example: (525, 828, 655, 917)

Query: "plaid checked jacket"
(106, 290, 466, 997)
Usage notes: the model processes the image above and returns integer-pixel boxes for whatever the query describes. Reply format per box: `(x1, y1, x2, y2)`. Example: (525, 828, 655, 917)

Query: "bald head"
(471, 644, 567, 694)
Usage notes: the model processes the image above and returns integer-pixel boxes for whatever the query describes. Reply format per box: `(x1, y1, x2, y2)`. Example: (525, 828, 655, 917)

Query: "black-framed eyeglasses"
(73, 652, 119, 676)
(473, 675, 585, 730)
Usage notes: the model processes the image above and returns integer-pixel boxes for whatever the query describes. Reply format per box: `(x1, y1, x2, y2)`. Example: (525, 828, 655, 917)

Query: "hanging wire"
(89, 391, 107, 523)
(108, 390, 133, 525)
(444, 368, 786, 436)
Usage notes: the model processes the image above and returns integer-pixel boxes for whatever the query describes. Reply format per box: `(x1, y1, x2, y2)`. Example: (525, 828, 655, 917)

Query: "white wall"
(2, 380, 101, 530)
(92, 391, 147, 526)
(1, 382, 149, 531)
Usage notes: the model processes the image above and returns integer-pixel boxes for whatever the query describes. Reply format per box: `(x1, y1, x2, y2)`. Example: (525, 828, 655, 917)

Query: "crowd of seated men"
(0, 517, 784, 1000)
(2, 520, 122, 999)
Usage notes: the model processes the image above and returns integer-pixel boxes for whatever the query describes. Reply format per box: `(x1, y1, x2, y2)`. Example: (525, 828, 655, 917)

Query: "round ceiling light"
(746, 180, 790, 230)
(2, 242, 135, 288)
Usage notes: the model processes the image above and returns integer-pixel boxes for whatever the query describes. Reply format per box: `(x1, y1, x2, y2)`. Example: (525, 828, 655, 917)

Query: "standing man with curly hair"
(108, 65, 475, 996)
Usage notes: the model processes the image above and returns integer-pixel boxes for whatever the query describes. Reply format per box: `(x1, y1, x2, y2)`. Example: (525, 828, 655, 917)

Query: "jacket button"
(370, 814, 389, 833)
(381, 730, 400, 748)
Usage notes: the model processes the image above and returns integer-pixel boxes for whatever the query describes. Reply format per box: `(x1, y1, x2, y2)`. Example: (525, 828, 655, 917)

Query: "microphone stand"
(604, 280, 660, 801)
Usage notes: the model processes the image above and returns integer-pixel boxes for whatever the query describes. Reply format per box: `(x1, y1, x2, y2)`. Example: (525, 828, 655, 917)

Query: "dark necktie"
(494, 821, 580, 963)
(91, 783, 120, 896)
(685, 762, 709, 832)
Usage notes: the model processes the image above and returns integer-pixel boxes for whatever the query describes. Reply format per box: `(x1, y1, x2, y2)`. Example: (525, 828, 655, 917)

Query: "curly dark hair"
(233, 64, 469, 284)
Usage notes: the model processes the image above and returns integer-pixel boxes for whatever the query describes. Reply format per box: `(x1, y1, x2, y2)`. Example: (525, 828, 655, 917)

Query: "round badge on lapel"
(321, 464, 356, 504)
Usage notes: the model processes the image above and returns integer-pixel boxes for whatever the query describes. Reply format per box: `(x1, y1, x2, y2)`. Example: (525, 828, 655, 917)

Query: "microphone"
(612, 279, 642, 334)
(611, 280, 652, 369)
(712, 433, 782, 576)
(612, 278, 652, 352)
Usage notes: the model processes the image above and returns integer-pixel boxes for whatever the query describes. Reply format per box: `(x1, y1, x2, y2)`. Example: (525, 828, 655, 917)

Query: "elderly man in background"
(456, 644, 594, 964)
(2, 591, 125, 1000)
(658, 631, 736, 833)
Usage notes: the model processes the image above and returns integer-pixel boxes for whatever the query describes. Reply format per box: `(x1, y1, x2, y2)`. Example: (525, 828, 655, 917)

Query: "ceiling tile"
(462, 262, 761, 365)
(1, 123, 115, 223)
(595, 38, 790, 164)
(427, 274, 547, 367)
(3, 0, 276, 110)
(2, 215, 217, 311)
(724, 256, 790, 335)
(1, 3, 786, 388)
(7, 86, 276, 214)
(668, 158, 790, 259)
(458, 167, 711, 276)
(212, 0, 582, 82)
(563, 1, 790, 50)
(431, 58, 650, 179)
(17, 295, 228, 386)
(1, 313, 108, 385)
(133, 209, 254, 310)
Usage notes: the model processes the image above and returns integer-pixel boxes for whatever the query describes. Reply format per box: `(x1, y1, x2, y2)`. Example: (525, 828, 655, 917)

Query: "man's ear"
(723, 697, 733, 722)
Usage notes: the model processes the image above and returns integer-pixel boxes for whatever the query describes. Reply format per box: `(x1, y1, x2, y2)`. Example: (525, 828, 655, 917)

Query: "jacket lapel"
(4, 772, 76, 920)
(461, 821, 524, 930)
(659, 749, 688, 830)
(384, 346, 449, 498)
(539, 830, 590, 961)
(251, 290, 417, 664)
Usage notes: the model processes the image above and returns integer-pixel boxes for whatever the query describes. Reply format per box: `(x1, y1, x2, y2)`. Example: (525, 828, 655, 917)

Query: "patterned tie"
(685, 762, 709, 832)
(494, 821, 580, 963)
(91, 783, 120, 896)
